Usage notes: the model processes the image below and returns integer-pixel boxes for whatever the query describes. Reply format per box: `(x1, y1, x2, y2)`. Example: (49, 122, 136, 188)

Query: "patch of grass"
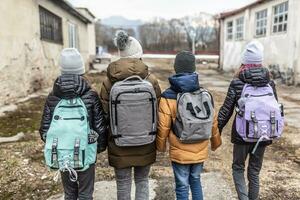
(0, 97, 45, 137)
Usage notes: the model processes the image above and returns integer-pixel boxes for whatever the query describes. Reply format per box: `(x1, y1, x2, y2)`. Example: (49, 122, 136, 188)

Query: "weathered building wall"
(0, 0, 91, 106)
(87, 23, 96, 57)
(220, 0, 300, 84)
(76, 8, 96, 57)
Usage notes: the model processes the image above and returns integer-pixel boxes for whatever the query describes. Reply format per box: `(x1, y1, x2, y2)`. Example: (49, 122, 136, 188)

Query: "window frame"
(255, 9, 268, 37)
(235, 16, 244, 40)
(39, 6, 63, 44)
(272, 1, 288, 34)
(226, 21, 234, 41)
(68, 22, 78, 49)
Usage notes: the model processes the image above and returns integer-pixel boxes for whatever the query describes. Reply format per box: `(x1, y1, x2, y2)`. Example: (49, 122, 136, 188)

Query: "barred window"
(236, 17, 244, 40)
(273, 1, 288, 33)
(255, 9, 268, 37)
(39, 6, 63, 44)
(227, 21, 233, 40)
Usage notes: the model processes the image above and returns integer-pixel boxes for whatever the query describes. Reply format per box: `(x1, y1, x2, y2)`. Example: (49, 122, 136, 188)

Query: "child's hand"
(88, 130, 99, 144)
(210, 133, 222, 151)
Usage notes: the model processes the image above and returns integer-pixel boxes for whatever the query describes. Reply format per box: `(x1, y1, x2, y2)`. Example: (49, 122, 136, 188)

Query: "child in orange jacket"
(157, 51, 222, 200)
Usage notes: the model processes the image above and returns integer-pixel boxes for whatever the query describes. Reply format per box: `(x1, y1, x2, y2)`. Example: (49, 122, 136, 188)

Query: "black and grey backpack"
(109, 75, 157, 147)
(173, 88, 214, 143)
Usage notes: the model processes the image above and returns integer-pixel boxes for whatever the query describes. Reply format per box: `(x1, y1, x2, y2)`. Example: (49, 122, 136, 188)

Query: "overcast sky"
(69, 0, 256, 21)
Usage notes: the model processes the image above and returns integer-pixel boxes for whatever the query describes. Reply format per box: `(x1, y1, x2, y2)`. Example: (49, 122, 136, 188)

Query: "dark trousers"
(232, 144, 266, 200)
(61, 164, 95, 200)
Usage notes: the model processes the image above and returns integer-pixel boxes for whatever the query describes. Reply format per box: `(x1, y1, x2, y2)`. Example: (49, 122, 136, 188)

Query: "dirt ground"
(0, 58, 299, 199)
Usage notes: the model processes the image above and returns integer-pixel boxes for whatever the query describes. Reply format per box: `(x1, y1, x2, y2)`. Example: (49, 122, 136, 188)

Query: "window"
(39, 6, 63, 44)
(236, 17, 244, 40)
(68, 23, 78, 48)
(272, 2, 288, 33)
(227, 21, 233, 40)
(255, 9, 268, 37)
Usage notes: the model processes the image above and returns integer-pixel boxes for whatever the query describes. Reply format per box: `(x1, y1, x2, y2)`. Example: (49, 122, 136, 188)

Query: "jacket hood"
(169, 73, 200, 93)
(162, 73, 200, 99)
(107, 58, 148, 83)
(239, 67, 270, 87)
(53, 74, 91, 99)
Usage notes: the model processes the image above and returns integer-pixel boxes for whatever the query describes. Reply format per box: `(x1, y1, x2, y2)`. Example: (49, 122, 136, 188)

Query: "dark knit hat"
(174, 51, 196, 74)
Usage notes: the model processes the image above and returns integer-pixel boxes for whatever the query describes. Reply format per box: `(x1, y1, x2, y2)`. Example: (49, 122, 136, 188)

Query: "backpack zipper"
(58, 105, 83, 108)
(54, 115, 85, 121)
(245, 93, 273, 97)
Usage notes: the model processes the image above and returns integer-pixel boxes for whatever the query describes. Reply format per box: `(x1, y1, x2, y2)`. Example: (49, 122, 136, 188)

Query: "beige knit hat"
(114, 30, 143, 58)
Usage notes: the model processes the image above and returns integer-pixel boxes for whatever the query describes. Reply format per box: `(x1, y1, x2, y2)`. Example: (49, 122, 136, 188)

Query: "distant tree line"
(96, 14, 219, 54)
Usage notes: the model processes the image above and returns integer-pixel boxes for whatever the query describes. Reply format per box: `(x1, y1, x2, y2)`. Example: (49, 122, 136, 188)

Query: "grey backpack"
(173, 88, 214, 143)
(109, 75, 157, 147)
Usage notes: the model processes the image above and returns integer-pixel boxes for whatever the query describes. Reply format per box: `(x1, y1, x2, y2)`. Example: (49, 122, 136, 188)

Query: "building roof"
(76, 7, 96, 19)
(219, 0, 270, 19)
(52, 0, 92, 23)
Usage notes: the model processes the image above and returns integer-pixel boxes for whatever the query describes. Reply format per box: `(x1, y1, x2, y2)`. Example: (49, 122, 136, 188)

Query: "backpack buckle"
(251, 111, 258, 136)
(251, 111, 258, 123)
(235, 107, 244, 116)
(51, 138, 59, 168)
(270, 111, 276, 136)
(270, 111, 276, 124)
(74, 139, 80, 168)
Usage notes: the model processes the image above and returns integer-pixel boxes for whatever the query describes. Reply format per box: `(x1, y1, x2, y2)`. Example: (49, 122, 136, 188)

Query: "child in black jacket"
(218, 41, 278, 200)
(39, 48, 107, 199)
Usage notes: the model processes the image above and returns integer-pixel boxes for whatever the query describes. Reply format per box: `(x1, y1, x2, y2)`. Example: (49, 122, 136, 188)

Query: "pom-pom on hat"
(114, 30, 143, 58)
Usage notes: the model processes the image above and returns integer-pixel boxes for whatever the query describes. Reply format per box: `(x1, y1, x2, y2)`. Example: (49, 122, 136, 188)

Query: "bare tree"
(138, 13, 219, 53)
(180, 14, 219, 51)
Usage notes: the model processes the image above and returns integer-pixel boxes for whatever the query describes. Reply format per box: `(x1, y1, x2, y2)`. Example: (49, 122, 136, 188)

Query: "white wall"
(76, 8, 96, 57)
(0, 0, 91, 106)
(220, 0, 300, 84)
(87, 23, 96, 57)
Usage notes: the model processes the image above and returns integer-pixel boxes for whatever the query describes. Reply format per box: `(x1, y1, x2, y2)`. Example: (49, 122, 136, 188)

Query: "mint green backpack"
(44, 98, 97, 181)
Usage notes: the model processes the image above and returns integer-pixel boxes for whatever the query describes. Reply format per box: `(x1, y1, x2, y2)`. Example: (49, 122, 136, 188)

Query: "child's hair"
(234, 64, 263, 78)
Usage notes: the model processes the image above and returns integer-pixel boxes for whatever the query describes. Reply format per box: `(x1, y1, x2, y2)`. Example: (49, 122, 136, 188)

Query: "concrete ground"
(1, 58, 299, 200)
(48, 172, 234, 200)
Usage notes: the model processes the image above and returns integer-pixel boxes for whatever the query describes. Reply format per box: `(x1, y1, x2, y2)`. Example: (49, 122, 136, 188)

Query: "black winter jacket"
(39, 74, 108, 152)
(218, 67, 278, 144)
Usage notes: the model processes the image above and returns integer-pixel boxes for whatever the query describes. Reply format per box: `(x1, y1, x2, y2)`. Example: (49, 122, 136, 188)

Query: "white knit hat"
(59, 48, 85, 75)
(241, 40, 264, 65)
(114, 30, 143, 58)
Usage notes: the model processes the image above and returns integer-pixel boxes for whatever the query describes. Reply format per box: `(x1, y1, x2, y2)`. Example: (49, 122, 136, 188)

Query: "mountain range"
(101, 16, 143, 28)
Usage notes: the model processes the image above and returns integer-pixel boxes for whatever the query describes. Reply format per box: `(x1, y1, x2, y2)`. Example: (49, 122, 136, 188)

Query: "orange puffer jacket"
(156, 97, 222, 164)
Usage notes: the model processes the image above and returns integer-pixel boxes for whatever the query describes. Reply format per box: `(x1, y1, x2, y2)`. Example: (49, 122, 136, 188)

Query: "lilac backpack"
(236, 84, 284, 153)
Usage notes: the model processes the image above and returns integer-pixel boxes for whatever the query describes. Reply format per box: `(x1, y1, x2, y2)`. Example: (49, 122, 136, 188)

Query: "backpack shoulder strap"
(144, 73, 151, 80)
(199, 87, 214, 108)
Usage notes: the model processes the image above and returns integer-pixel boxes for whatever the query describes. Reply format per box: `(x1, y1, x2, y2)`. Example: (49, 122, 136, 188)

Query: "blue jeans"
(172, 162, 204, 200)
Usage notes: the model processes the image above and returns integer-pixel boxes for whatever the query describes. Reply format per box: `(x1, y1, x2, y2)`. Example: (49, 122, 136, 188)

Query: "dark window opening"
(39, 6, 63, 44)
